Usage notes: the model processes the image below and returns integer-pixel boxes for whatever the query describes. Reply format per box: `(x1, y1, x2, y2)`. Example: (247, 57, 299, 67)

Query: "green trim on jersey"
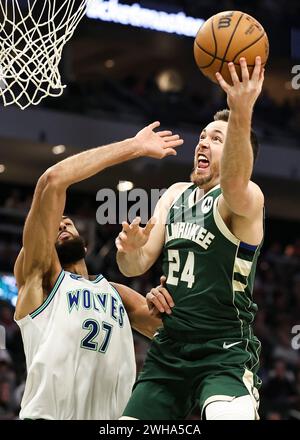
(91, 274, 104, 283)
(162, 183, 263, 341)
(109, 284, 124, 304)
(30, 270, 65, 319)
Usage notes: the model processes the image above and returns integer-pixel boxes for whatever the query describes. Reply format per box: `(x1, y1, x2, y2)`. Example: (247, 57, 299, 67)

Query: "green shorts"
(123, 328, 261, 420)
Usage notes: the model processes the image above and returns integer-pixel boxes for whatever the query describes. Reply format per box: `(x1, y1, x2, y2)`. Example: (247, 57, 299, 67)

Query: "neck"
(192, 178, 219, 203)
(63, 259, 89, 279)
(197, 178, 219, 192)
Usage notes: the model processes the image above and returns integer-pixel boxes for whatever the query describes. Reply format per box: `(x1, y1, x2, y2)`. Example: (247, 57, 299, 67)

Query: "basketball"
(194, 11, 269, 84)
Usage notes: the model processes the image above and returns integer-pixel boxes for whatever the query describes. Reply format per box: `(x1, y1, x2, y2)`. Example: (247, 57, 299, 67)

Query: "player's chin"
(56, 236, 73, 246)
(56, 237, 68, 245)
(191, 167, 210, 184)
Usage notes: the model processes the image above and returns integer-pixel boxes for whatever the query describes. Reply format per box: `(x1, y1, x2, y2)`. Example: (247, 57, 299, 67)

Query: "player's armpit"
(15, 270, 45, 320)
(14, 248, 60, 320)
(14, 248, 25, 289)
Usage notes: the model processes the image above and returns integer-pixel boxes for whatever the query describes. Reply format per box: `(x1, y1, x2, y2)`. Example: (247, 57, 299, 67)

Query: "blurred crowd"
(254, 240, 300, 419)
(45, 72, 300, 145)
(40, 0, 300, 146)
(0, 188, 300, 420)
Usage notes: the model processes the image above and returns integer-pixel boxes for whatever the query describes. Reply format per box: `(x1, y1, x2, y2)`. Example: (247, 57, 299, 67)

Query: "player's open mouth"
(58, 232, 72, 241)
(197, 154, 210, 170)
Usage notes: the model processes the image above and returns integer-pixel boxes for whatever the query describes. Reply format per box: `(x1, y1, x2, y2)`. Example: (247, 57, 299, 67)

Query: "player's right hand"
(215, 56, 264, 113)
(134, 121, 184, 159)
(115, 216, 156, 253)
(146, 276, 175, 317)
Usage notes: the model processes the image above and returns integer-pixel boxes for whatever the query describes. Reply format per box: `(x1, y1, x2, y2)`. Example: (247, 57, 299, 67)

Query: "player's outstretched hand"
(115, 216, 156, 253)
(135, 121, 184, 159)
(215, 56, 264, 113)
(146, 276, 175, 318)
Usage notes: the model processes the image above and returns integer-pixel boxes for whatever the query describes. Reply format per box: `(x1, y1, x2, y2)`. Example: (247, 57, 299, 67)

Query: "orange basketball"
(194, 11, 269, 84)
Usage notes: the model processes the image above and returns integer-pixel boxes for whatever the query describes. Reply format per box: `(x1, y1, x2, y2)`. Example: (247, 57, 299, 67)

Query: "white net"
(0, 0, 88, 109)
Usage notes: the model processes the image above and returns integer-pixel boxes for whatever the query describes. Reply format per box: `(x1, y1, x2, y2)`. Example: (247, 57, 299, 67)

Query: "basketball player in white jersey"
(13, 121, 183, 420)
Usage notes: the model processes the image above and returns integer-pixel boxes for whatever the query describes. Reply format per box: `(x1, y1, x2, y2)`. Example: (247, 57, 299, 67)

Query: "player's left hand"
(215, 56, 265, 113)
(146, 276, 175, 318)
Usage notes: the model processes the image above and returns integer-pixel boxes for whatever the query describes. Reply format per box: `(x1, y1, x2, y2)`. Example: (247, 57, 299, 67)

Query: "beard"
(55, 236, 86, 266)
(190, 161, 220, 188)
(190, 168, 213, 187)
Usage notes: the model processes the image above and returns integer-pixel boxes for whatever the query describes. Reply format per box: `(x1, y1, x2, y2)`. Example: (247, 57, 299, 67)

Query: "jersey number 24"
(166, 250, 195, 288)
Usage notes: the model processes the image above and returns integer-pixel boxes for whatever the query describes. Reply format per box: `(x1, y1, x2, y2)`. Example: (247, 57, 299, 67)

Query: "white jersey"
(15, 270, 136, 420)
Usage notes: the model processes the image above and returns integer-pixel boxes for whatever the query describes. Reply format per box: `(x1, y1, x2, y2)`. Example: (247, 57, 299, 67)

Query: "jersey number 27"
(80, 319, 113, 353)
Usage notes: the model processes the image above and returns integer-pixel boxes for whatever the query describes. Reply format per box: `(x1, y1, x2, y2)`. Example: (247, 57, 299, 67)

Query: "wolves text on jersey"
(66, 289, 125, 328)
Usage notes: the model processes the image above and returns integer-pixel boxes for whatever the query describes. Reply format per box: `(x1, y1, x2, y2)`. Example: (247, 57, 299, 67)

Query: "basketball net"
(0, 0, 88, 110)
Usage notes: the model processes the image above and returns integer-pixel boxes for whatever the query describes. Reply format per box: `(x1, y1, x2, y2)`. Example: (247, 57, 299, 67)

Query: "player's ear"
(84, 247, 87, 254)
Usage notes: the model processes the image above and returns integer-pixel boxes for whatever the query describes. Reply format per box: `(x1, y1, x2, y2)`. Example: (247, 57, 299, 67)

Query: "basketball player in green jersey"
(116, 57, 265, 420)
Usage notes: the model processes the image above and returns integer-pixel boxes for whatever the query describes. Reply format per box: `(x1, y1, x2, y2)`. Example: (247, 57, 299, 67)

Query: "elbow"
(38, 167, 66, 191)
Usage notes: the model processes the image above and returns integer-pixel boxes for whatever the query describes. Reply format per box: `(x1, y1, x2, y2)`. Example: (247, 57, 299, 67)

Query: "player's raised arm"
(14, 168, 67, 319)
(14, 122, 183, 319)
(42, 121, 183, 188)
(215, 56, 265, 218)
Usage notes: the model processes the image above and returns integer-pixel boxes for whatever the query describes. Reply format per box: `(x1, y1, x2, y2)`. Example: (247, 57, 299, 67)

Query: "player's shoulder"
(167, 181, 191, 195)
(249, 180, 265, 204)
(155, 182, 191, 213)
(161, 182, 191, 208)
(160, 182, 191, 206)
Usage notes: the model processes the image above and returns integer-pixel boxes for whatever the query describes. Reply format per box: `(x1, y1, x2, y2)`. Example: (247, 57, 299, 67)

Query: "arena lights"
(52, 145, 66, 155)
(86, 0, 204, 37)
(117, 180, 134, 192)
(104, 59, 115, 68)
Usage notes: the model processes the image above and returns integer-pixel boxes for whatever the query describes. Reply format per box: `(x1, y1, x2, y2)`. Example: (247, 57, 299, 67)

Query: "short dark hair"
(213, 109, 259, 163)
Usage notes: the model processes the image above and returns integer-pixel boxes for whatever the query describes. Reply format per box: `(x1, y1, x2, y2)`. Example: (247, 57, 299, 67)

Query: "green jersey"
(162, 183, 262, 341)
